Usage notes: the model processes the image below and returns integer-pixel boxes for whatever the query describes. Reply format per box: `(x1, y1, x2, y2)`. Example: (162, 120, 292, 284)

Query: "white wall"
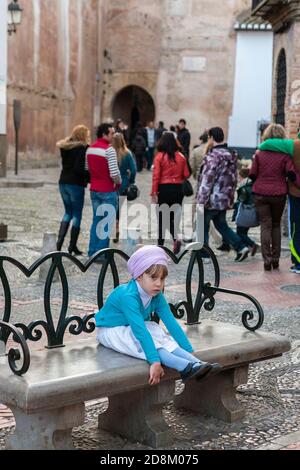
(228, 31, 273, 149)
(0, 0, 8, 135)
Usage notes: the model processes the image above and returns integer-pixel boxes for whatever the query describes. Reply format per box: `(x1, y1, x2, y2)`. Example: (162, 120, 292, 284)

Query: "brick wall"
(6, 0, 102, 169)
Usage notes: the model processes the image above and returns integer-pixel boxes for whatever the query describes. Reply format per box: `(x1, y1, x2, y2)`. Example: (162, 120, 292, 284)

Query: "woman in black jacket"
(56, 125, 90, 255)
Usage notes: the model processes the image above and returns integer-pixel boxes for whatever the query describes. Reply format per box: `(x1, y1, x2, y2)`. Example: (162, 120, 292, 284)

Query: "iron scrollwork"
(0, 249, 130, 351)
(0, 245, 264, 375)
(161, 244, 264, 331)
(0, 321, 30, 376)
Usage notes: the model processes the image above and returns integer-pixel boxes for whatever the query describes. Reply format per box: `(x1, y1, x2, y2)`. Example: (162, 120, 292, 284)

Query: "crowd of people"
(55, 118, 193, 257)
(55, 118, 300, 274)
(52, 115, 300, 398)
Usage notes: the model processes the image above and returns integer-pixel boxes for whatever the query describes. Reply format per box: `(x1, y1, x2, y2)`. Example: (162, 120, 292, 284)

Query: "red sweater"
(250, 150, 300, 196)
(152, 151, 190, 195)
(86, 138, 120, 193)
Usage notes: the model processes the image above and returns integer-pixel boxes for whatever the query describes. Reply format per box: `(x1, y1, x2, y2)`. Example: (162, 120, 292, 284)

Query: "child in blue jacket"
(95, 245, 221, 385)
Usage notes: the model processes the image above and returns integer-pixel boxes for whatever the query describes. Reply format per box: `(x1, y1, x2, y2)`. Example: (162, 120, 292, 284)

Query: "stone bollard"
(0, 223, 7, 242)
(39, 233, 59, 282)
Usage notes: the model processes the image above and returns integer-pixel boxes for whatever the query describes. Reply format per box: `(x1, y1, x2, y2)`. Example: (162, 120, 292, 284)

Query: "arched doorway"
(275, 49, 287, 126)
(112, 85, 155, 133)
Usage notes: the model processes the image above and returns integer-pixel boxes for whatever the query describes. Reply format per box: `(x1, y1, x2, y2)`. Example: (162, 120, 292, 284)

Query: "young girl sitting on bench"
(95, 245, 221, 385)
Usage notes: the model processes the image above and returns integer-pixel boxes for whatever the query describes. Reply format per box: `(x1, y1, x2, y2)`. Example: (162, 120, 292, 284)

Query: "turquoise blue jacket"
(95, 279, 193, 364)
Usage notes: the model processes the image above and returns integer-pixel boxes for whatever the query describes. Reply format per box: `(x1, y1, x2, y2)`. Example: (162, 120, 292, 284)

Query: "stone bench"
(0, 319, 290, 449)
(0, 247, 291, 449)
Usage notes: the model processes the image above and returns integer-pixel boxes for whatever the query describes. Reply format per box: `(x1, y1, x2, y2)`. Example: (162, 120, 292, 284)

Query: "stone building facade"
(6, 0, 251, 169)
(102, 0, 251, 146)
(6, 0, 101, 168)
(253, 0, 300, 137)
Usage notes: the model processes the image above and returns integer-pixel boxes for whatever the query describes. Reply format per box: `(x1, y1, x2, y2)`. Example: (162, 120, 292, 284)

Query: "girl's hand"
(149, 362, 164, 386)
(151, 194, 158, 204)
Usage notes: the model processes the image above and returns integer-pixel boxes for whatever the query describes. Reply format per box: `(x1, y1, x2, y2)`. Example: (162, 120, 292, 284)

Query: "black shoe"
(68, 227, 83, 256)
(235, 247, 249, 262)
(180, 362, 212, 383)
(56, 221, 70, 251)
(251, 244, 258, 257)
(69, 246, 83, 256)
(272, 261, 279, 269)
(113, 232, 120, 244)
(216, 243, 231, 252)
(196, 362, 222, 381)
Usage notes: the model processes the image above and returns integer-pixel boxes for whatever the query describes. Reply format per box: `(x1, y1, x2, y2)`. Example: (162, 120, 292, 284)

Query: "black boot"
(68, 226, 83, 256)
(56, 221, 70, 251)
(216, 242, 231, 252)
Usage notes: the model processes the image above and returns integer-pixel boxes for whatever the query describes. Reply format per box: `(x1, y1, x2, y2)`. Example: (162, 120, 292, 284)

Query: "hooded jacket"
(197, 144, 237, 210)
(259, 135, 300, 197)
(57, 139, 89, 187)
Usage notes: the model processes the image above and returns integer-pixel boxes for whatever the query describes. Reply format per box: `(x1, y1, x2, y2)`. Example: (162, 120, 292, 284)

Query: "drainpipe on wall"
(0, 0, 8, 178)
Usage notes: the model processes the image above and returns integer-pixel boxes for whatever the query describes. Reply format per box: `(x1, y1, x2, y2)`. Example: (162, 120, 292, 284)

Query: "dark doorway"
(275, 49, 287, 127)
(112, 85, 155, 133)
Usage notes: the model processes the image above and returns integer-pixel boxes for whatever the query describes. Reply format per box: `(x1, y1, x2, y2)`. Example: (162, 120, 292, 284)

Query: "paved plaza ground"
(0, 167, 299, 450)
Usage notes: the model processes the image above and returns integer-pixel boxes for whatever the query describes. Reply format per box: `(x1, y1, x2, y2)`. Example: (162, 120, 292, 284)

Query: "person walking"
(234, 167, 258, 256)
(115, 118, 129, 145)
(257, 124, 300, 273)
(151, 132, 190, 254)
(132, 128, 147, 172)
(155, 121, 167, 143)
(249, 123, 300, 271)
(56, 124, 90, 255)
(86, 123, 121, 259)
(112, 132, 137, 243)
(191, 131, 208, 180)
(197, 127, 249, 262)
(177, 119, 191, 160)
(144, 121, 156, 171)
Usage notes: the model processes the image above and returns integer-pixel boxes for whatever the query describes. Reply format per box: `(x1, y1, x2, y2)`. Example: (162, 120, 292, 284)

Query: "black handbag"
(126, 184, 140, 201)
(182, 179, 194, 197)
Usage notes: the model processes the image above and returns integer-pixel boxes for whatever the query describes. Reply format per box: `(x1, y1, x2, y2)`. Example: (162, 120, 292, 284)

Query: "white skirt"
(96, 321, 179, 361)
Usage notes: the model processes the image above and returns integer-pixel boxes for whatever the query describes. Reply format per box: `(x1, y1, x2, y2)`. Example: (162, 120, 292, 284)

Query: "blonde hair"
(56, 124, 90, 149)
(70, 125, 90, 144)
(239, 167, 250, 179)
(112, 132, 130, 163)
(262, 123, 286, 141)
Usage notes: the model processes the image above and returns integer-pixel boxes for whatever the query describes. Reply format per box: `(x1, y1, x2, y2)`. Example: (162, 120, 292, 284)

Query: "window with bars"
(275, 49, 287, 127)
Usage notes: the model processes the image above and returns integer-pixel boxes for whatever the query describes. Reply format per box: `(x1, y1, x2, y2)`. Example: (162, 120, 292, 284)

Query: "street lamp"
(7, 0, 23, 35)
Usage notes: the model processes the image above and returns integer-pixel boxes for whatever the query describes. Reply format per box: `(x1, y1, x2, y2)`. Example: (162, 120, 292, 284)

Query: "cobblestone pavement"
(0, 167, 299, 450)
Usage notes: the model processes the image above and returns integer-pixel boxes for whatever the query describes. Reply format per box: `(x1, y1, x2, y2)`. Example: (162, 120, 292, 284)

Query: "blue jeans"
(146, 147, 155, 170)
(236, 226, 255, 248)
(88, 191, 118, 257)
(59, 184, 85, 228)
(204, 209, 246, 253)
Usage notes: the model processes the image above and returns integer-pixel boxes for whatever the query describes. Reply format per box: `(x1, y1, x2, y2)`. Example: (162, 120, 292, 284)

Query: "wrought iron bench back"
(0, 246, 264, 375)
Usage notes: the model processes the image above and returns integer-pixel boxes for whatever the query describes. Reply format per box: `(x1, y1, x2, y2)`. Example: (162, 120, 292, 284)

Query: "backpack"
(237, 179, 253, 205)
